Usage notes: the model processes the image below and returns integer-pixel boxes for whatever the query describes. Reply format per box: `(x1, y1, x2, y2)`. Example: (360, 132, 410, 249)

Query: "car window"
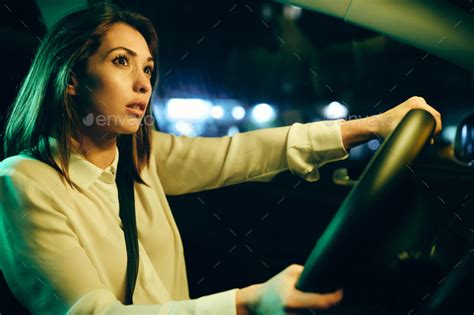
(149, 1, 472, 161)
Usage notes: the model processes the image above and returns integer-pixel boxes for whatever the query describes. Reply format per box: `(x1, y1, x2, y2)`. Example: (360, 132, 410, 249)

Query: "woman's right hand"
(236, 264, 343, 315)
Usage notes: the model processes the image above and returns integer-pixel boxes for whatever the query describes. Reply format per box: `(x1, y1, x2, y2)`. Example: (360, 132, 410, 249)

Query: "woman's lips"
(125, 106, 145, 117)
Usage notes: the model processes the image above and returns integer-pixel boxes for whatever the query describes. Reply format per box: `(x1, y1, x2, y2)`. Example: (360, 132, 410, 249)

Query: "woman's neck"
(71, 131, 118, 170)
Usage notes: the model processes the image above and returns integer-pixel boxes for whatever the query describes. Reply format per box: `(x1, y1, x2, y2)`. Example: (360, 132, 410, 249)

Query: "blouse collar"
(48, 136, 119, 190)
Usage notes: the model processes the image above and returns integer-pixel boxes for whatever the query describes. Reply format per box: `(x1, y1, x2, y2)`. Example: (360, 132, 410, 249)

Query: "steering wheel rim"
(296, 109, 436, 293)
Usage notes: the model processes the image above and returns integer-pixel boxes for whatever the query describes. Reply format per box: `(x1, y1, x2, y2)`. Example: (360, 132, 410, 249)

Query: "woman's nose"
(133, 72, 151, 94)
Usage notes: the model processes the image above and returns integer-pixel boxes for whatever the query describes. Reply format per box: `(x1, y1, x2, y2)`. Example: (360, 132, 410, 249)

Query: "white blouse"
(0, 121, 348, 314)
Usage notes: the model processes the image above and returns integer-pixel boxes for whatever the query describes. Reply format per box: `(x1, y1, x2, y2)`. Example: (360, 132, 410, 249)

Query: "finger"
(287, 264, 304, 276)
(436, 123, 442, 136)
(437, 116, 443, 135)
(321, 289, 344, 305)
(410, 99, 442, 136)
(431, 115, 442, 136)
(422, 106, 442, 136)
(290, 288, 343, 309)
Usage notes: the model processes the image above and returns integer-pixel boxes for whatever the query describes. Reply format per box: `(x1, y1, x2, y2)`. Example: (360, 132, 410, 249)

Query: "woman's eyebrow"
(105, 46, 154, 63)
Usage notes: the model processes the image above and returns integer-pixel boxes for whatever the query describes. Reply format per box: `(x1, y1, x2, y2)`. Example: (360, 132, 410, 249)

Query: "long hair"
(2, 2, 158, 189)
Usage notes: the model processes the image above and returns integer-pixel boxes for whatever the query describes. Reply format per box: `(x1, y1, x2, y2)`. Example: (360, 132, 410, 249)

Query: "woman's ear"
(67, 73, 79, 96)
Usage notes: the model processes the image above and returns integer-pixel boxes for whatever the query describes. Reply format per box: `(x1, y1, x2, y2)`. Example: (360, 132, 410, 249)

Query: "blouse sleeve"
(0, 170, 238, 315)
(153, 120, 349, 195)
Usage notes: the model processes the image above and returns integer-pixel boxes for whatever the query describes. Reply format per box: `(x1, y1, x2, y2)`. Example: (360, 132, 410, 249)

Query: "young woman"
(0, 3, 441, 315)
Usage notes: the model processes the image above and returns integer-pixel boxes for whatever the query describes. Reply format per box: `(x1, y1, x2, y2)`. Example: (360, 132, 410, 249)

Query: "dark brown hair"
(2, 2, 158, 189)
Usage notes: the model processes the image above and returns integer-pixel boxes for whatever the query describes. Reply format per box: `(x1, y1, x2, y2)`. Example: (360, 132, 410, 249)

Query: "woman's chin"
(119, 115, 143, 132)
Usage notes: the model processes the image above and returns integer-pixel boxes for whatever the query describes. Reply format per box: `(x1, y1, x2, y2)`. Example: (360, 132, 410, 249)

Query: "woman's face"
(72, 22, 155, 136)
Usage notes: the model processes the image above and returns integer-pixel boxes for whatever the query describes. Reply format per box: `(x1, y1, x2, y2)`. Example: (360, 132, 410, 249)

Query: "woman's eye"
(144, 66, 154, 75)
(113, 54, 129, 66)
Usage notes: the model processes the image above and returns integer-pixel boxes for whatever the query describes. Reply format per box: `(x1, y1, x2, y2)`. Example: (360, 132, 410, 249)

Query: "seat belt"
(115, 135, 139, 305)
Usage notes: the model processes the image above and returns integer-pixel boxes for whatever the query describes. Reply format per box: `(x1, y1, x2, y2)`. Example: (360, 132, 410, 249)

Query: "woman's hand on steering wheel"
(375, 96, 442, 141)
(236, 264, 343, 315)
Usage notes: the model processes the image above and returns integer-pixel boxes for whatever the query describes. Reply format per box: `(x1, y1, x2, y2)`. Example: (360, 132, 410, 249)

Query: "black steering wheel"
(296, 109, 436, 293)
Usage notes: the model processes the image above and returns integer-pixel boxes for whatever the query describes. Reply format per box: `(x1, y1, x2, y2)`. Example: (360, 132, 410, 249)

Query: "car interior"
(0, 0, 473, 314)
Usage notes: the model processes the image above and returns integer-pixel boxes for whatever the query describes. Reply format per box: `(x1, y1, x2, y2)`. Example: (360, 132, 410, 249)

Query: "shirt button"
(111, 167, 115, 175)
